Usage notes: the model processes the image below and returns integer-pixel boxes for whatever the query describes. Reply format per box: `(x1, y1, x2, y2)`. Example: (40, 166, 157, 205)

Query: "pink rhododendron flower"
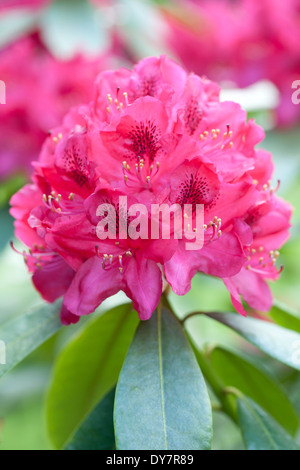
(0, 33, 109, 180)
(10, 56, 292, 324)
(163, 0, 300, 126)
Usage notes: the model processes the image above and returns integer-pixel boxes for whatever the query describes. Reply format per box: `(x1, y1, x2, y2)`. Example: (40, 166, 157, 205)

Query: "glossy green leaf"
(237, 396, 299, 450)
(206, 313, 300, 371)
(210, 347, 298, 435)
(269, 301, 300, 333)
(65, 388, 115, 451)
(47, 304, 139, 449)
(0, 174, 25, 210)
(114, 308, 212, 450)
(0, 301, 62, 379)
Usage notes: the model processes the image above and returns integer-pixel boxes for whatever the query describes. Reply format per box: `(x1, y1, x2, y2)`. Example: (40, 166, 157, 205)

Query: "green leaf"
(269, 301, 300, 333)
(206, 312, 300, 371)
(0, 174, 25, 210)
(47, 304, 139, 449)
(210, 347, 298, 435)
(114, 308, 212, 450)
(0, 301, 62, 379)
(237, 396, 299, 450)
(65, 388, 115, 451)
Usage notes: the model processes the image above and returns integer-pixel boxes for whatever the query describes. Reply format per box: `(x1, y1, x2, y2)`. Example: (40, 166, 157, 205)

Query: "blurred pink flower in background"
(0, 0, 104, 10)
(0, 33, 109, 180)
(163, 0, 300, 126)
(10, 57, 292, 324)
(0, 0, 51, 10)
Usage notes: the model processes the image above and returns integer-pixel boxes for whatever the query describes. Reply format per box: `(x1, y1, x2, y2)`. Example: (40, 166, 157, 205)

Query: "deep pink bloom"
(0, 33, 108, 180)
(10, 56, 292, 324)
(163, 0, 300, 126)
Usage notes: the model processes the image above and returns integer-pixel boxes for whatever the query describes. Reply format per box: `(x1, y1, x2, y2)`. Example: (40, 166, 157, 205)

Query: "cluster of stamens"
(42, 191, 80, 215)
(95, 247, 133, 274)
(185, 215, 222, 243)
(106, 89, 129, 115)
(122, 157, 160, 189)
(51, 132, 63, 144)
(10, 242, 58, 271)
(200, 125, 235, 151)
(262, 179, 281, 194)
(246, 246, 283, 274)
(204, 216, 222, 243)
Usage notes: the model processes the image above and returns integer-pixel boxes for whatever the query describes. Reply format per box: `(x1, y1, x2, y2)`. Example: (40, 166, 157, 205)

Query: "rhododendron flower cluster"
(0, 33, 108, 179)
(163, 0, 300, 126)
(10, 56, 292, 325)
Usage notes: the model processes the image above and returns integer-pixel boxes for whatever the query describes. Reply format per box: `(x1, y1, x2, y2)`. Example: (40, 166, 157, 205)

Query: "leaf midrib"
(157, 308, 168, 450)
(240, 398, 278, 450)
